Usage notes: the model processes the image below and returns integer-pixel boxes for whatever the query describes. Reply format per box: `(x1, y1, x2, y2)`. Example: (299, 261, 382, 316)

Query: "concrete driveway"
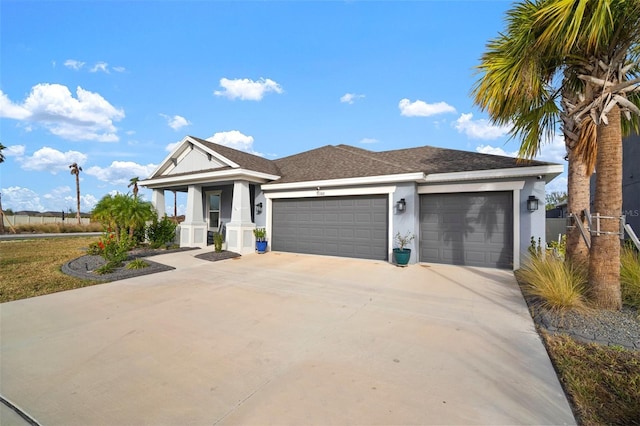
(0, 250, 575, 425)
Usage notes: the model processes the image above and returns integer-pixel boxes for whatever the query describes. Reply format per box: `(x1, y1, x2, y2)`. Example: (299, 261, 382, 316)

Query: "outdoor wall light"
(256, 202, 263, 214)
(527, 196, 539, 212)
(396, 198, 406, 213)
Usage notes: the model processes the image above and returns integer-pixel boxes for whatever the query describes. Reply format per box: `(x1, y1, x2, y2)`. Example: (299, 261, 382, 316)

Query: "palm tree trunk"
(565, 148, 590, 265)
(75, 174, 81, 225)
(588, 105, 622, 309)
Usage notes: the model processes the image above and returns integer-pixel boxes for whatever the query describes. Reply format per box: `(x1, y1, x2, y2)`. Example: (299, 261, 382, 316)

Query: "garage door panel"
(273, 196, 388, 260)
(420, 192, 513, 269)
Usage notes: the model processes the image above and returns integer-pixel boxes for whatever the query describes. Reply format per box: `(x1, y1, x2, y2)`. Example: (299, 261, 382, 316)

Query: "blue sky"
(0, 0, 567, 215)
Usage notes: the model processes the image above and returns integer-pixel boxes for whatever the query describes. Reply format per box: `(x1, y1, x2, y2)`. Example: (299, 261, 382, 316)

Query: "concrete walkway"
(0, 250, 575, 425)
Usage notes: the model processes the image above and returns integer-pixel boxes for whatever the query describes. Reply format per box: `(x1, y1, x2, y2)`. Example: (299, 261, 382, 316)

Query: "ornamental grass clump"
(518, 255, 588, 312)
(620, 246, 640, 309)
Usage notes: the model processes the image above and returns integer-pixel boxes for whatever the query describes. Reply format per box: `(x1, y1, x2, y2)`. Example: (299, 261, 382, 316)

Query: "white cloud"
(206, 130, 262, 156)
(3, 144, 26, 157)
(0, 84, 124, 142)
(454, 113, 511, 140)
(17, 147, 88, 174)
(0, 186, 44, 211)
(161, 114, 191, 131)
(214, 77, 283, 101)
(90, 62, 109, 73)
(340, 93, 365, 104)
(165, 141, 181, 152)
(42, 186, 72, 200)
(359, 138, 379, 144)
(0, 90, 31, 119)
(399, 98, 456, 117)
(476, 144, 518, 157)
(64, 59, 85, 70)
(476, 132, 566, 163)
(534, 133, 567, 164)
(112, 66, 126, 73)
(85, 161, 157, 185)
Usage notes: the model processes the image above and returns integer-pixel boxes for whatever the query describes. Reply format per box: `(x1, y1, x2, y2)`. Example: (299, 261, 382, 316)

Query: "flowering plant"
(99, 230, 131, 265)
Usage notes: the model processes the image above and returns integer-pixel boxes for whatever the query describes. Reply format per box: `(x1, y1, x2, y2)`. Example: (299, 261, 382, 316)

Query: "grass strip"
(543, 333, 640, 425)
(0, 236, 100, 303)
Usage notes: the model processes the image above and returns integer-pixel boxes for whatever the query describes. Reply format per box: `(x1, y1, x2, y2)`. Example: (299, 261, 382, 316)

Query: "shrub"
(126, 259, 149, 270)
(213, 232, 223, 252)
(518, 255, 588, 312)
(621, 246, 640, 309)
(528, 236, 543, 258)
(99, 231, 131, 266)
(95, 263, 116, 275)
(86, 241, 103, 255)
(146, 215, 177, 249)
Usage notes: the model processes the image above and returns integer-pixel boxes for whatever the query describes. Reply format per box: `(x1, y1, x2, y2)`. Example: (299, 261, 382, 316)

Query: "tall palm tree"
(474, 0, 640, 309)
(69, 162, 83, 224)
(128, 177, 140, 199)
(473, 0, 593, 266)
(0, 144, 5, 234)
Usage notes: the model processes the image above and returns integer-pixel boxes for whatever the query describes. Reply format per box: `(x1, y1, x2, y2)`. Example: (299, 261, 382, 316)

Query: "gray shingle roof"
(146, 136, 557, 185)
(271, 144, 553, 184)
(190, 136, 281, 176)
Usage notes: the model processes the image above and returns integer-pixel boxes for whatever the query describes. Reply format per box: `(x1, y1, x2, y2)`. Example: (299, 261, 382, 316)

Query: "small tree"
(128, 177, 140, 199)
(69, 162, 83, 224)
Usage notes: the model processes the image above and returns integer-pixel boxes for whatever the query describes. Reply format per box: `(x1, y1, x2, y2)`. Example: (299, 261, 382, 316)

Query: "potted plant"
(393, 231, 414, 266)
(253, 227, 267, 253)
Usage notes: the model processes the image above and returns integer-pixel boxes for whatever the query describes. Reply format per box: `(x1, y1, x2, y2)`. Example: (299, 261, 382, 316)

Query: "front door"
(207, 192, 221, 232)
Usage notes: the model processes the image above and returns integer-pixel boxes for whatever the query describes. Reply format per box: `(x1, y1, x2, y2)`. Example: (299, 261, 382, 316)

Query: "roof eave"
(423, 164, 564, 184)
(139, 168, 281, 189)
(261, 172, 428, 191)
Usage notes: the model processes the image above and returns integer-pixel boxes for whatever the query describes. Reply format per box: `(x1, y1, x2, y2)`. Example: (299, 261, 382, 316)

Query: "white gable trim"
(146, 136, 241, 179)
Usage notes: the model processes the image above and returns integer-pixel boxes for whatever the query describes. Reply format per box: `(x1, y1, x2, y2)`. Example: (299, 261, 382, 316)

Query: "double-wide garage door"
(272, 196, 388, 260)
(420, 192, 513, 269)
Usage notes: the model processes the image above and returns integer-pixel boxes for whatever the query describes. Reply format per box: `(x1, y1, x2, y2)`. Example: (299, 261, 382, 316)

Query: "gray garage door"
(420, 192, 513, 268)
(272, 196, 388, 260)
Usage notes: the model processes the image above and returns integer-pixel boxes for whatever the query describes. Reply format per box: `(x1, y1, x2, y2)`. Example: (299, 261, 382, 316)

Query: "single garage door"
(420, 192, 513, 268)
(272, 195, 388, 260)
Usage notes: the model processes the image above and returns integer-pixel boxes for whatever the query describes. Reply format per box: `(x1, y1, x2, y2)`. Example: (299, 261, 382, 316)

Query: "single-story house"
(139, 136, 563, 269)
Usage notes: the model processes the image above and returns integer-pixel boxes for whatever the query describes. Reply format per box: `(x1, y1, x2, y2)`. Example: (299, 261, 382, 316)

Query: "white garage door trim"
(265, 186, 396, 259)
(419, 181, 523, 269)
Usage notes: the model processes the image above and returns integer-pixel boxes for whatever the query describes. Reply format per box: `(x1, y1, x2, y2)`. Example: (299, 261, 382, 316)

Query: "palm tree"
(92, 193, 155, 242)
(474, 0, 640, 309)
(128, 177, 140, 199)
(472, 0, 593, 266)
(69, 162, 83, 225)
(0, 143, 5, 234)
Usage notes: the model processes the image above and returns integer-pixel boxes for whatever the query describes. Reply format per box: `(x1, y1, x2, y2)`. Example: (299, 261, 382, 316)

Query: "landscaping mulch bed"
(62, 246, 199, 282)
(194, 251, 241, 262)
(516, 279, 640, 350)
(62, 247, 242, 283)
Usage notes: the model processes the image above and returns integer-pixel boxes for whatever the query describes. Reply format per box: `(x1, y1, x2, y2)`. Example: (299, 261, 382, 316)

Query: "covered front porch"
(138, 136, 278, 254)
(149, 180, 265, 254)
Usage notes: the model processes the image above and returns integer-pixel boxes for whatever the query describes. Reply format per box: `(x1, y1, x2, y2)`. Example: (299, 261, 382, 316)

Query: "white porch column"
(180, 184, 208, 248)
(226, 180, 256, 254)
(151, 189, 166, 219)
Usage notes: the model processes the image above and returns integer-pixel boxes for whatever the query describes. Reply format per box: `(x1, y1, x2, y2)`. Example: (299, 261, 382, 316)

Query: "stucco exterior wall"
(392, 182, 419, 263)
(520, 177, 547, 257)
